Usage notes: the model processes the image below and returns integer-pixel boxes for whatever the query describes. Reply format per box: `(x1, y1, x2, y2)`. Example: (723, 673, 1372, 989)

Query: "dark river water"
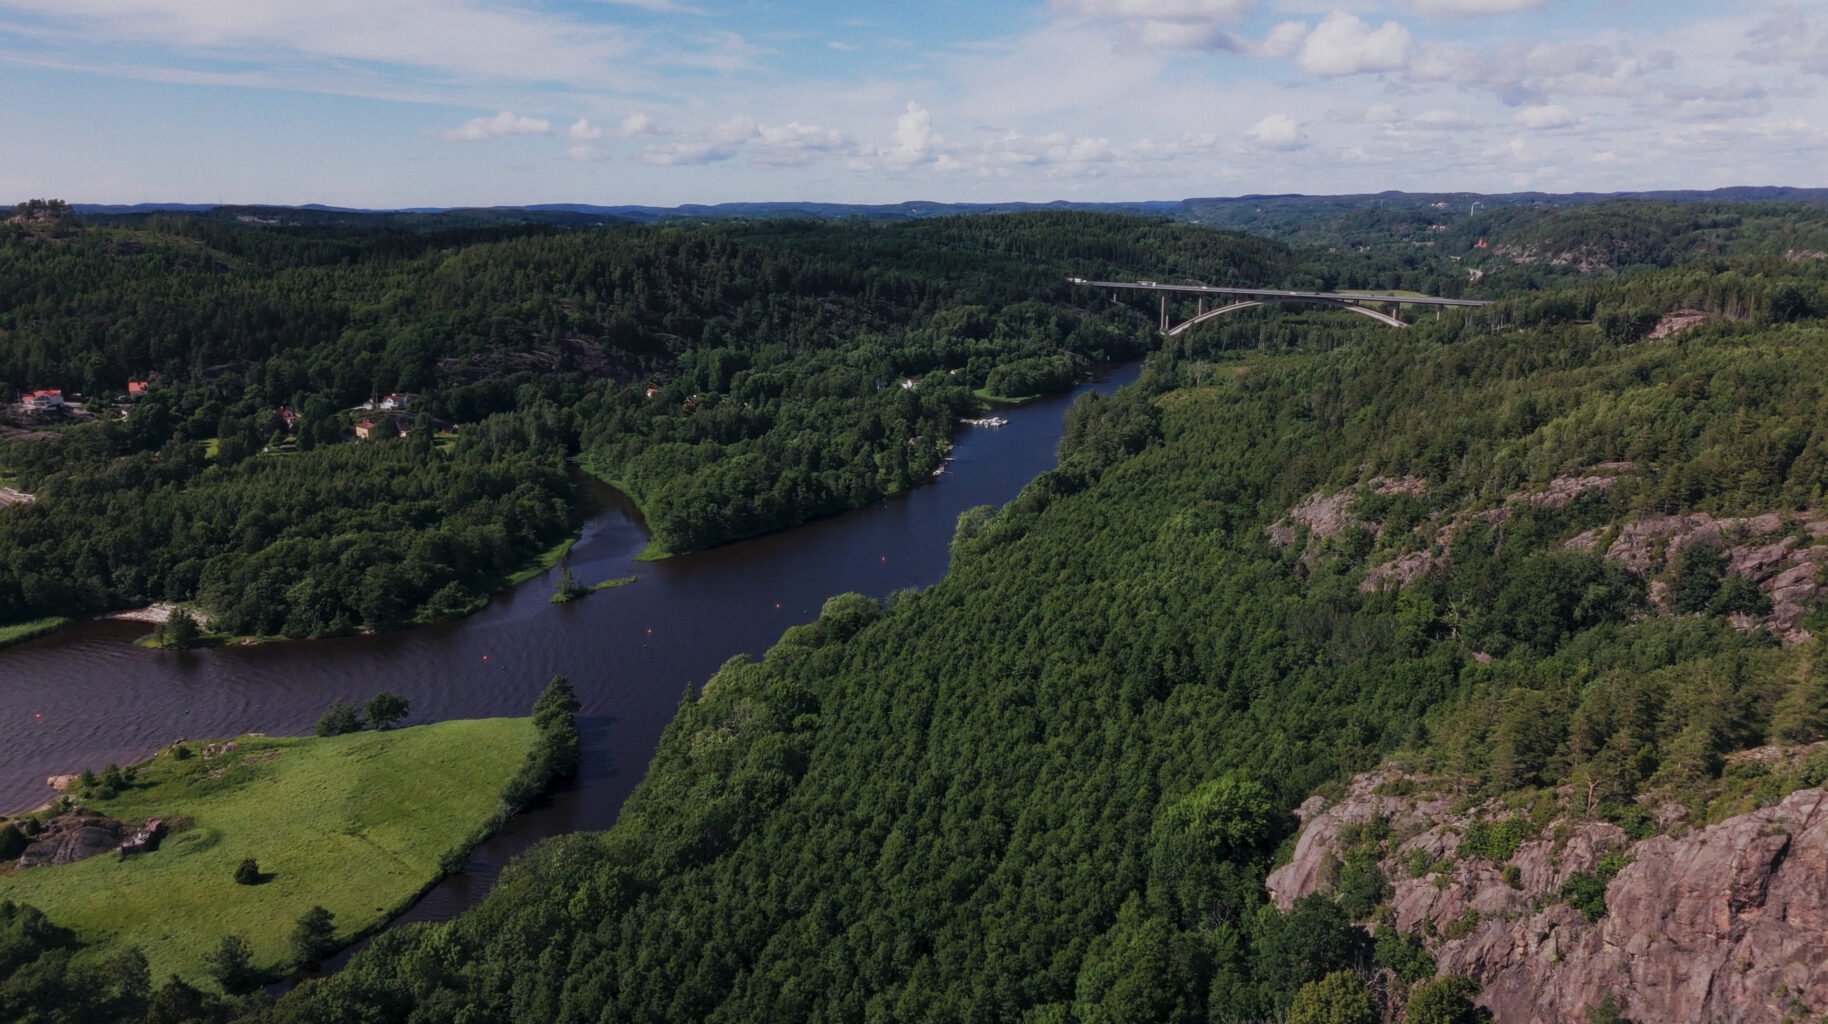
(0, 362, 1141, 936)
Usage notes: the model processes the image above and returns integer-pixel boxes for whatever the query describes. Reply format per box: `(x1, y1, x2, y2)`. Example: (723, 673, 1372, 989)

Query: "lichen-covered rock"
(16, 813, 124, 867)
(1269, 771, 1828, 1024)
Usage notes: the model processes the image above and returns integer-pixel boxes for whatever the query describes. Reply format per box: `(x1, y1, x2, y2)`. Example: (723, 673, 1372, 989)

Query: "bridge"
(1068, 278, 1490, 332)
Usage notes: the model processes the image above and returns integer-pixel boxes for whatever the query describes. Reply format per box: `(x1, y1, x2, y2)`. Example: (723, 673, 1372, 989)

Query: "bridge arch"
(1164, 296, 1407, 335)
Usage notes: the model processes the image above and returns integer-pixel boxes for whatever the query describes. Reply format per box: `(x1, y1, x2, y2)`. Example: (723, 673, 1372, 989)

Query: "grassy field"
(0, 616, 72, 650)
(0, 718, 534, 983)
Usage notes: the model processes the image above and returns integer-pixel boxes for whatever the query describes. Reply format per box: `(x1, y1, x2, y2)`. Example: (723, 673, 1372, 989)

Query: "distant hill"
(69, 187, 1828, 228)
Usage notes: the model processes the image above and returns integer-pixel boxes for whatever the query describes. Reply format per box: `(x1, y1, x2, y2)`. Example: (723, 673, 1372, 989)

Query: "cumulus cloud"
(1054, 0, 1255, 23)
(887, 101, 942, 165)
(637, 141, 737, 165)
(442, 110, 551, 142)
(620, 113, 661, 137)
(1247, 112, 1306, 149)
(1649, 77, 1770, 123)
(1514, 104, 1575, 129)
(1742, 11, 1828, 75)
(1053, 0, 1256, 50)
(1408, 39, 1652, 104)
(567, 118, 605, 141)
(1404, 0, 1552, 17)
(1296, 12, 1410, 75)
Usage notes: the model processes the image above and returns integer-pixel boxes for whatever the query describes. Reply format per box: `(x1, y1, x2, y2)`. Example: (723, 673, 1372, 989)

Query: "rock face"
(16, 812, 124, 867)
(1267, 771, 1828, 1024)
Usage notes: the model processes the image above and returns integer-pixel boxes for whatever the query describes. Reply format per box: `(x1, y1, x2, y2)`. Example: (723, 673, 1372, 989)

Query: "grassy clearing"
(0, 616, 72, 650)
(0, 718, 534, 984)
(551, 576, 637, 603)
(506, 532, 581, 585)
(970, 386, 1042, 405)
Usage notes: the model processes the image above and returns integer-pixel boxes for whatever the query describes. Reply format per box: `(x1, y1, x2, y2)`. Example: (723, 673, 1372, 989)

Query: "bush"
(203, 934, 259, 995)
(1372, 924, 1435, 984)
(233, 858, 260, 886)
(364, 691, 410, 730)
(1287, 970, 1378, 1024)
(289, 905, 338, 967)
(1457, 817, 1531, 861)
(0, 823, 26, 860)
(1405, 974, 1491, 1024)
(314, 699, 363, 737)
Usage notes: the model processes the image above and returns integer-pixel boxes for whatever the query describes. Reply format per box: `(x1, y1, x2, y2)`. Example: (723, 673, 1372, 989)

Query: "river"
(0, 362, 1141, 929)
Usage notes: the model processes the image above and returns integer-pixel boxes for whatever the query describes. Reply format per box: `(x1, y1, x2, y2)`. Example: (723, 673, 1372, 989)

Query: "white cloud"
(1053, 0, 1255, 23)
(567, 118, 605, 141)
(1405, 0, 1552, 18)
(1652, 77, 1770, 123)
(1411, 109, 1478, 131)
(560, 145, 611, 162)
(1247, 112, 1306, 149)
(442, 110, 551, 142)
(1741, 11, 1828, 75)
(1296, 12, 1410, 76)
(1514, 104, 1575, 129)
(888, 101, 942, 165)
(4, 0, 649, 95)
(620, 113, 661, 137)
(637, 141, 737, 165)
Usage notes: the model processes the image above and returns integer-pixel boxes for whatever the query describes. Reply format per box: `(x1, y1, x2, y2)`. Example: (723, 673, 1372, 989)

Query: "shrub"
(233, 858, 259, 885)
(364, 691, 410, 731)
(289, 905, 338, 967)
(1286, 970, 1378, 1024)
(203, 934, 259, 995)
(314, 699, 363, 737)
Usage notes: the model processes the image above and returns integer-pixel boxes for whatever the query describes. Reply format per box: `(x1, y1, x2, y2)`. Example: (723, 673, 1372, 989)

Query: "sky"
(1, 0, 1825, 207)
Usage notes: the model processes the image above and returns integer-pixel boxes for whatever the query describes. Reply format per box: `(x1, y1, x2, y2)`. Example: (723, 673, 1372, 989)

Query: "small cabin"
(355, 420, 377, 441)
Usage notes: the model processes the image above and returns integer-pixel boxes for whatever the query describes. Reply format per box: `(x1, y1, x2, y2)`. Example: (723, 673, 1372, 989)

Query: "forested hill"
(2, 211, 1345, 635)
(222, 252, 1828, 1022)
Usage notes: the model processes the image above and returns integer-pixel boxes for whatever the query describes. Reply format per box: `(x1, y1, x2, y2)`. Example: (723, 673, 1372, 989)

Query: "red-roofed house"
(127, 381, 150, 397)
(355, 420, 377, 441)
(277, 407, 299, 430)
(24, 389, 64, 410)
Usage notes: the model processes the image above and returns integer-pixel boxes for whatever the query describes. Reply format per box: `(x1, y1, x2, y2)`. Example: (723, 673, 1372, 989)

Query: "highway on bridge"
(1068, 278, 1491, 331)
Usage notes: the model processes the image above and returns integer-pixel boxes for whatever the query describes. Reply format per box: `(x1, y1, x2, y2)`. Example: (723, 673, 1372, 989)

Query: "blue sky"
(1, 0, 1824, 206)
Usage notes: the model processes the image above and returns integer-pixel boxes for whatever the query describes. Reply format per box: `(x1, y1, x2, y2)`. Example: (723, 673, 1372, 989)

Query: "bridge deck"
(1069, 279, 1490, 308)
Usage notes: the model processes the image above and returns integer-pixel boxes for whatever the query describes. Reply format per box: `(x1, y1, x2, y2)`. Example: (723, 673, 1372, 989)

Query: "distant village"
(2, 381, 447, 446)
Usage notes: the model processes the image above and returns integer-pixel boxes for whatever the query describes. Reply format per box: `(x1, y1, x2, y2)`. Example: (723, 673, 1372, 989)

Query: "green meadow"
(0, 718, 533, 984)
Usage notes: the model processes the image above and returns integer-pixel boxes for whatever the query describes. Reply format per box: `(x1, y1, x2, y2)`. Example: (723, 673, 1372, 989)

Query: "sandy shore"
(100, 603, 178, 625)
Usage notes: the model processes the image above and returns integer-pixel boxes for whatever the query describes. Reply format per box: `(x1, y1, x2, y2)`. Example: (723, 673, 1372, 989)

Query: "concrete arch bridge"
(1067, 278, 1490, 333)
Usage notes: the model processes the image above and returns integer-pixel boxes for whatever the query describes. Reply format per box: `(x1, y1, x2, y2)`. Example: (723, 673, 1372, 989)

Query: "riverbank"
(0, 615, 71, 650)
(551, 575, 637, 603)
(0, 718, 535, 985)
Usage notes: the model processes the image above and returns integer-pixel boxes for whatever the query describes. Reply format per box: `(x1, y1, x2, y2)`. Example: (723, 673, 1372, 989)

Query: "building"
(355, 420, 377, 441)
(126, 381, 149, 397)
(377, 393, 413, 411)
(23, 389, 64, 410)
(276, 407, 299, 430)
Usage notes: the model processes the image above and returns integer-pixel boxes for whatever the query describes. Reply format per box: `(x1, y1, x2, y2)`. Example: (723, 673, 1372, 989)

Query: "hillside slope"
(222, 256, 1828, 1024)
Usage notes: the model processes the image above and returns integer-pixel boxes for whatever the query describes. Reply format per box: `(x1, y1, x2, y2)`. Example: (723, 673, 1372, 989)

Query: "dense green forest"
(0, 208, 1398, 630)
(9, 199, 1828, 1022)
(59, 254, 1797, 1022)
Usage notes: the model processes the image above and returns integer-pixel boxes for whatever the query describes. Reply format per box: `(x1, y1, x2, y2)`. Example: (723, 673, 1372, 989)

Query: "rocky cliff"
(1267, 769, 1828, 1023)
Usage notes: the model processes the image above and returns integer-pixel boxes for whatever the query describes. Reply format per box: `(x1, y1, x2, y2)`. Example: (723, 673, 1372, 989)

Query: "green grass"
(970, 387, 1042, 405)
(0, 718, 535, 983)
(551, 576, 637, 603)
(0, 616, 73, 650)
(506, 532, 581, 585)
